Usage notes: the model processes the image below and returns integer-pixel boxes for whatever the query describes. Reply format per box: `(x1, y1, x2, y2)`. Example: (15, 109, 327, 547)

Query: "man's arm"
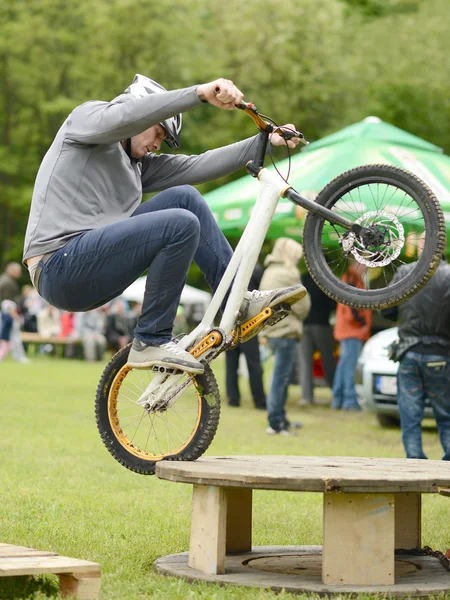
(140, 136, 262, 192)
(66, 78, 246, 146)
(67, 87, 202, 145)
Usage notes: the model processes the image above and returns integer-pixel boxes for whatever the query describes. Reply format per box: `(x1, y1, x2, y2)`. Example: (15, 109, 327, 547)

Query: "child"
(0, 300, 18, 361)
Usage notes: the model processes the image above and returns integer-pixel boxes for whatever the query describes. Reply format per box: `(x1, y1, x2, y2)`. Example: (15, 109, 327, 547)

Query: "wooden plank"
(225, 487, 252, 553)
(59, 571, 101, 600)
(20, 332, 81, 345)
(322, 492, 395, 585)
(0, 544, 57, 558)
(438, 487, 450, 497)
(188, 485, 227, 575)
(156, 456, 450, 493)
(0, 556, 100, 577)
(395, 493, 421, 549)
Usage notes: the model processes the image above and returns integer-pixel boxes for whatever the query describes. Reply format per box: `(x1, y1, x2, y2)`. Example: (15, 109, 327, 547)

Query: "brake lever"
(274, 126, 309, 145)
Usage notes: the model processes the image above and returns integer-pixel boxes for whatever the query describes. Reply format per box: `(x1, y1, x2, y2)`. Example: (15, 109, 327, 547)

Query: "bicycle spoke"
(109, 366, 202, 459)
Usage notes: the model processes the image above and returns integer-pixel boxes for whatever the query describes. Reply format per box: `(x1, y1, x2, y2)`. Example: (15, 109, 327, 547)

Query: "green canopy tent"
(204, 117, 450, 248)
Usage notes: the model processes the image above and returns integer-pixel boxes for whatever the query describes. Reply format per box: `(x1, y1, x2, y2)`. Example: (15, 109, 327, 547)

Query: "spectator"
(260, 238, 311, 435)
(0, 262, 21, 302)
(382, 255, 450, 461)
(225, 264, 266, 410)
(17, 285, 40, 333)
(105, 299, 134, 352)
(0, 263, 29, 362)
(75, 309, 107, 362)
(298, 271, 336, 405)
(60, 311, 82, 358)
(37, 304, 61, 338)
(61, 311, 76, 339)
(332, 264, 372, 411)
(0, 300, 19, 361)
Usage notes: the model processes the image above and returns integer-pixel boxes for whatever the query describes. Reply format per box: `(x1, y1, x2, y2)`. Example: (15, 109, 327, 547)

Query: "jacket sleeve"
(66, 87, 201, 145)
(140, 136, 262, 192)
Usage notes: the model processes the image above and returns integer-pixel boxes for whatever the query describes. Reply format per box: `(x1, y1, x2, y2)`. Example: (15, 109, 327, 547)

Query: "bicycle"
(95, 101, 446, 474)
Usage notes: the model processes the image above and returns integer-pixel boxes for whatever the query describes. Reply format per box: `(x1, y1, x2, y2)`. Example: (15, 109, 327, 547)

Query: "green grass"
(1, 355, 449, 599)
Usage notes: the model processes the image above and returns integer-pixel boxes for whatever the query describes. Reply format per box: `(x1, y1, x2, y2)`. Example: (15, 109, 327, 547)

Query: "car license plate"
(375, 375, 397, 396)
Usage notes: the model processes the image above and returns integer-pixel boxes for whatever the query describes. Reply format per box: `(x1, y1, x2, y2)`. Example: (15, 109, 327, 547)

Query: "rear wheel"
(95, 344, 220, 474)
(303, 165, 446, 309)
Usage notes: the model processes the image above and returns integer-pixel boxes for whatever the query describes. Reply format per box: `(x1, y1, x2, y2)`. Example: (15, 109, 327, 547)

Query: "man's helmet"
(124, 74, 182, 149)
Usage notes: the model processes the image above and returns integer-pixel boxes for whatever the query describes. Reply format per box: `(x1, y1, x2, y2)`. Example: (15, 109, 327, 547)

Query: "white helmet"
(124, 74, 182, 149)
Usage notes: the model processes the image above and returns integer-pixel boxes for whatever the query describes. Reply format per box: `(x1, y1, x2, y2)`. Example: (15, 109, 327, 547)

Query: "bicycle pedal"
(266, 303, 291, 326)
(151, 365, 181, 375)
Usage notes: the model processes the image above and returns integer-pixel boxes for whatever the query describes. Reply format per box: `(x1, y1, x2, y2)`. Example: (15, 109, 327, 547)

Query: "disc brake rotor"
(341, 210, 405, 267)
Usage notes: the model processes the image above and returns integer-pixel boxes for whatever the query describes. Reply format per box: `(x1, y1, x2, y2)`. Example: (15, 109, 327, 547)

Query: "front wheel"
(303, 165, 446, 309)
(95, 344, 221, 475)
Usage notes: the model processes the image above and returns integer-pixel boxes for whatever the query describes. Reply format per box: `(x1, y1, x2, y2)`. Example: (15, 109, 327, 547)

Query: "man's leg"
(133, 185, 233, 293)
(39, 203, 199, 344)
(397, 352, 427, 459)
(315, 325, 337, 389)
(423, 355, 450, 460)
(331, 340, 347, 409)
(38, 196, 204, 371)
(225, 346, 241, 407)
(341, 338, 362, 410)
(242, 336, 266, 409)
(267, 338, 297, 431)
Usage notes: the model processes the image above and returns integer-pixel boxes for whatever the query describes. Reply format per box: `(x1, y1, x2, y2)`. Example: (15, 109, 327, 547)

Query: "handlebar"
(236, 101, 309, 145)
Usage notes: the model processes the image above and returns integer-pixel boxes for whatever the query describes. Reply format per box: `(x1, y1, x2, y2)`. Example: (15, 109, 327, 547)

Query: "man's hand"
(196, 78, 244, 110)
(270, 124, 301, 149)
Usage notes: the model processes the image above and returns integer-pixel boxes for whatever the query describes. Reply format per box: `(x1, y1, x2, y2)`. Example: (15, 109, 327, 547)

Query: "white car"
(355, 327, 433, 427)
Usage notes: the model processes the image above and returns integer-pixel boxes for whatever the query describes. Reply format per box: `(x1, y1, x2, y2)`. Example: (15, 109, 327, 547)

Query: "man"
(298, 271, 336, 405)
(0, 262, 29, 363)
(332, 264, 372, 411)
(382, 257, 450, 461)
(23, 75, 306, 373)
(0, 262, 22, 303)
(225, 263, 266, 410)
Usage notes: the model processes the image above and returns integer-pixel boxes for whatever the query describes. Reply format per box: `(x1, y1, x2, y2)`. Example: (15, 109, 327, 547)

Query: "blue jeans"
(38, 185, 233, 345)
(267, 338, 298, 430)
(332, 338, 362, 409)
(397, 351, 450, 461)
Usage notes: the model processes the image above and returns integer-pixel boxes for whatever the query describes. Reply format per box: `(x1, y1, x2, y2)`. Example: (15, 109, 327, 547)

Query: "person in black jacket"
(298, 272, 336, 404)
(382, 257, 450, 461)
(225, 264, 266, 410)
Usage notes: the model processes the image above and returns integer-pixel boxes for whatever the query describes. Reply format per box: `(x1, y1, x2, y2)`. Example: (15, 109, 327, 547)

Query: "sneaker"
(266, 426, 279, 435)
(240, 285, 307, 322)
(266, 426, 297, 436)
(127, 339, 204, 373)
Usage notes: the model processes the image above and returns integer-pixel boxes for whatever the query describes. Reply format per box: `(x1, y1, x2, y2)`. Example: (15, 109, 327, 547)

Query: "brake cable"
(236, 101, 305, 185)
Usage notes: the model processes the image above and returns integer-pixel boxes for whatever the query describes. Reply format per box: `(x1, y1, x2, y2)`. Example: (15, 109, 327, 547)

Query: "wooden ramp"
(0, 543, 101, 599)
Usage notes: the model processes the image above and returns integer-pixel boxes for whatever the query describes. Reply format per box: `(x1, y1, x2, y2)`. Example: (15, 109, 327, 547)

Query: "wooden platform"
(0, 543, 101, 599)
(155, 456, 450, 595)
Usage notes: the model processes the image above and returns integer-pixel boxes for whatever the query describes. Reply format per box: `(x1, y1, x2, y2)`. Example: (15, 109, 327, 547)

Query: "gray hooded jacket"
(23, 86, 261, 261)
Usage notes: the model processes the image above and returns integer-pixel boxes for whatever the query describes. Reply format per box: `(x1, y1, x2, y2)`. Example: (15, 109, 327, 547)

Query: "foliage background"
(1, 0, 449, 287)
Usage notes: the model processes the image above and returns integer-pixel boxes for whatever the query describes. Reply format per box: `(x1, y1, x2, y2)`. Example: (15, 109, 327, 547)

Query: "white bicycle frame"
(137, 167, 290, 406)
